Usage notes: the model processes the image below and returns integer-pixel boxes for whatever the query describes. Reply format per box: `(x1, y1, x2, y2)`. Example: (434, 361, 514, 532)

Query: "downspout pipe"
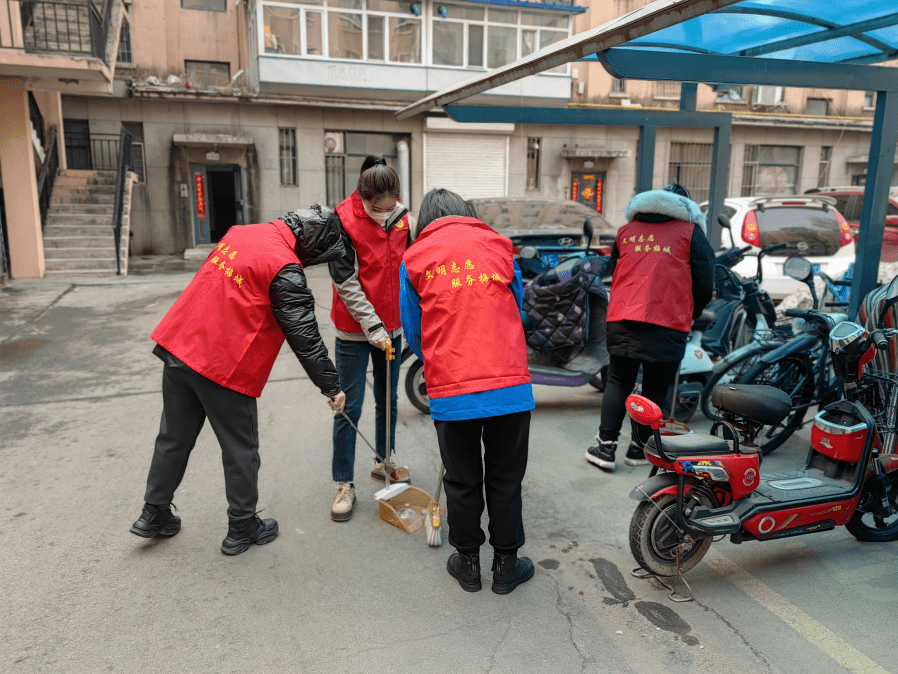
(397, 140, 410, 209)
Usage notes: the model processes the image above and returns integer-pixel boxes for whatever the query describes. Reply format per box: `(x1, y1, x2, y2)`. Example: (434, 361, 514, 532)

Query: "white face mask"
(364, 201, 395, 225)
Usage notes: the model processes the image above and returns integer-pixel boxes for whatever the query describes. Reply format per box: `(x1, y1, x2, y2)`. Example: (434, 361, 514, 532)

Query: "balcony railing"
(19, 0, 112, 63)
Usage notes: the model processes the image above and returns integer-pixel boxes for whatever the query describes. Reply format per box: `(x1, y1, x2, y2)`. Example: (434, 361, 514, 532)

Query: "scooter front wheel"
(630, 493, 713, 577)
(404, 358, 430, 415)
(846, 471, 898, 542)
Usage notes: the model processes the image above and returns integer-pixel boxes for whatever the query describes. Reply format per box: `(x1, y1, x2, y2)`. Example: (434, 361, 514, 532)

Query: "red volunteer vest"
(331, 191, 409, 334)
(403, 217, 530, 398)
(606, 219, 695, 333)
(151, 220, 299, 397)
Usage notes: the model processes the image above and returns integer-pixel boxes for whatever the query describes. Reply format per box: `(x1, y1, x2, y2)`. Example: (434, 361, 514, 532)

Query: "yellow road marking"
(707, 552, 889, 674)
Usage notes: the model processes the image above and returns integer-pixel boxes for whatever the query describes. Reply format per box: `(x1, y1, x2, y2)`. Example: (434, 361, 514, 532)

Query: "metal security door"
(571, 171, 606, 214)
(190, 164, 211, 245)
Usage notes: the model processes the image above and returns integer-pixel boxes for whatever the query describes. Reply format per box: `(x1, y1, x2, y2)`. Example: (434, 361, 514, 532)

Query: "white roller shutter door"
(425, 133, 508, 199)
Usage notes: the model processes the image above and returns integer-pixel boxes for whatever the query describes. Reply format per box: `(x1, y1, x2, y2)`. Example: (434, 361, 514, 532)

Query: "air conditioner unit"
(324, 132, 344, 154)
(753, 85, 783, 106)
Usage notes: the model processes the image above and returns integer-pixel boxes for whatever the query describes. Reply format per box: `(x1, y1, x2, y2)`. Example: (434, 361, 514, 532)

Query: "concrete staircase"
(43, 169, 130, 276)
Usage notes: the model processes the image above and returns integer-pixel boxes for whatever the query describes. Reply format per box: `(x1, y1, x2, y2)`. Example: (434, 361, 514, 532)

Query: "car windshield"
(755, 206, 843, 256)
(467, 199, 615, 235)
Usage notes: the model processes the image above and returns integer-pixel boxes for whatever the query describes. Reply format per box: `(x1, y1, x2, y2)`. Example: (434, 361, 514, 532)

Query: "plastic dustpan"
(376, 485, 442, 534)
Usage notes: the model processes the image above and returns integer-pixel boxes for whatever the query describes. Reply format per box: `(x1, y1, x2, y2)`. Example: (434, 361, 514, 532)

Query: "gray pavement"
(2, 260, 896, 674)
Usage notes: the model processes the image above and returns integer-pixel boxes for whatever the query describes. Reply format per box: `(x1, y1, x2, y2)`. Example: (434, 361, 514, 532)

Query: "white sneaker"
(331, 482, 356, 522)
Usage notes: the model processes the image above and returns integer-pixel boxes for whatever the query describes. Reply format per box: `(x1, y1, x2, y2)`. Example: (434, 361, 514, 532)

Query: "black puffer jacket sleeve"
(690, 226, 715, 319)
(269, 263, 341, 398)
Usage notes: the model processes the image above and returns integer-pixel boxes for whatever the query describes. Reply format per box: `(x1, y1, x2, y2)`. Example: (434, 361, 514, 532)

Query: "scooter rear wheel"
(404, 358, 430, 415)
(630, 493, 713, 577)
(846, 472, 898, 542)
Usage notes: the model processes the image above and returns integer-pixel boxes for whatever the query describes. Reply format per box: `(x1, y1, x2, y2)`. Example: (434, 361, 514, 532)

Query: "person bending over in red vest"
(327, 157, 413, 522)
(400, 188, 536, 595)
(586, 184, 714, 472)
(130, 206, 347, 556)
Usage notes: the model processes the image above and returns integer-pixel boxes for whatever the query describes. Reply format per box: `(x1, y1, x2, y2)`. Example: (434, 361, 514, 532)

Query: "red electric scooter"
(626, 262, 898, 601)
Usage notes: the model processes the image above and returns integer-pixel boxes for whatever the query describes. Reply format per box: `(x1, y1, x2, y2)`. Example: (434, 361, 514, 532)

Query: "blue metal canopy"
(614, 0, 898, 64)
(396, 0, 898, 316)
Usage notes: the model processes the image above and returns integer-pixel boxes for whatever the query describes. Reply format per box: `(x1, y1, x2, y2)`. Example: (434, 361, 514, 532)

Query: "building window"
(806, 98, 829, 116)
(817, 146, 832, 188)
(323, 130, 410, 208)
(526, 138, 540, 190)
(279, 128, 297, 186)
(263, 0, 422, 63)
(864, 91, 876, 109)
(742, 145, 801, 197)
(668, 142, 714, 205)
(117, 13, 132, 63)
(655, 81, 681, 99)
(428, 6, 570, 73)
(611, 78, 626, 93)
(182, 0, 226, 11)
(122, 122, 145, 184)
(185, 60, 231, 87)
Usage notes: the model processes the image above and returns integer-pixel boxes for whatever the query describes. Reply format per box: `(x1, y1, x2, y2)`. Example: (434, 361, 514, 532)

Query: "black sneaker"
(491, 551, 535, 595)
(624, 441, 649, 467)
(585, 441, 617, 471)
(221, 515, 279, 556)
(130, 503, 181, 539)
(447, 550, 482, 592)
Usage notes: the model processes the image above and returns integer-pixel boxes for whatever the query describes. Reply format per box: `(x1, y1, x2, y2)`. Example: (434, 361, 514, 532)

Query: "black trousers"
(144, 356, 260, 520)
(599, 356, 678, 445)
(434, 411, 530, 555)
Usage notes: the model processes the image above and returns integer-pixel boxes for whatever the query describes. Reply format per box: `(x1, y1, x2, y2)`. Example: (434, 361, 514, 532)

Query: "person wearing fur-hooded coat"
(586, 185, 714, 472)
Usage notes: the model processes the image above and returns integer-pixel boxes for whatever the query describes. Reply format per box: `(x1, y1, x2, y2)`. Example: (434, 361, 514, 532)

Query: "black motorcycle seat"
(646, 432, 731, 458)
(711, 384, 792, 425)
(693, 309, 717, 332)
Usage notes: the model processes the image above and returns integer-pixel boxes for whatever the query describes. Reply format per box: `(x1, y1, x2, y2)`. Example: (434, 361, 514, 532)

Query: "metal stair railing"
(112, 127, 133, 275)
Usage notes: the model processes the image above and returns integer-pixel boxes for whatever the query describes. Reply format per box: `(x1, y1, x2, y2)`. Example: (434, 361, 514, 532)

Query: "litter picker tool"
(659, 365, 692, 436)
(374, 338, 437, 533)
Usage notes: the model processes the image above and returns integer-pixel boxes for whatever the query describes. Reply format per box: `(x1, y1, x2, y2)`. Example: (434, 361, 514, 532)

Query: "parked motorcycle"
(623, 272, 898, 601)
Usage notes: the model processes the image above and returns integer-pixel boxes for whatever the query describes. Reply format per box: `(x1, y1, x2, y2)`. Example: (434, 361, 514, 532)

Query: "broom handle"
(384, 337, 394, 488)
(435, 462, 444, 503)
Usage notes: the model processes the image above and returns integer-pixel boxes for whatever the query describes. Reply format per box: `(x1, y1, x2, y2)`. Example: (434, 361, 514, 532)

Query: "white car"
(701, 196, 856, 301)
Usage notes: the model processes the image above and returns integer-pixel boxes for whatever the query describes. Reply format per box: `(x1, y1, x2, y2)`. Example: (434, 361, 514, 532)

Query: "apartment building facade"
(3, 0, 895, 276)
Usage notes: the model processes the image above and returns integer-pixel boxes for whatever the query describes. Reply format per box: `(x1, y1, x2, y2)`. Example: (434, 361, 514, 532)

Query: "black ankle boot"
(491, 551, 534, 595)
(446, 549, 482, 592)
(130, 503, 180, 539)
(220, 515, 279, 556)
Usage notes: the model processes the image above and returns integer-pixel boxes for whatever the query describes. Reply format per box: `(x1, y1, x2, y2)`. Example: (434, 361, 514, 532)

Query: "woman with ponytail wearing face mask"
(327, 156, 413, 522)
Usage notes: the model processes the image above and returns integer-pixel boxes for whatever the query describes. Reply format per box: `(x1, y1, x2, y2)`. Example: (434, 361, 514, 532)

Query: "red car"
(806, 187, 898, 262)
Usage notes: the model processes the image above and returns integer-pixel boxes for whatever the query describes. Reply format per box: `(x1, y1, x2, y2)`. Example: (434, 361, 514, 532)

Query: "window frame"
(184, 60, 231, 87)
(261, 0, 423, 64)
(181, 0, 226, 13)
(122, 122, 145, 184)
(279, 127, 298, 186)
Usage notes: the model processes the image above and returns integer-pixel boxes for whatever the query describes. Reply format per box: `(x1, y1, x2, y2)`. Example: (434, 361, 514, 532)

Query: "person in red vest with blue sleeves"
(585, 184, 714, 471)
(400, 188, 535, 595)
(129, 206, 346, 556)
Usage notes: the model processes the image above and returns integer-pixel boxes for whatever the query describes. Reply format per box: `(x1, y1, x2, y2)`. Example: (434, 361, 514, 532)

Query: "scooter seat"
(646, 432, 731, 458)
(711, 384, 792, 426)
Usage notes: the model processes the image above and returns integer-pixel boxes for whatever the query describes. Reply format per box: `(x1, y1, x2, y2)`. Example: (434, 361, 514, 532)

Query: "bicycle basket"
(858, 369, 898, 454)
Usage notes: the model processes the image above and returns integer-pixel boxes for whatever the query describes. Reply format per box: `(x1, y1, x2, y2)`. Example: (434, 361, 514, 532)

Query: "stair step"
(50, 204, 114, 215)
(44, 247, 120, 260)
(52, 183, 117, 194)
(51, 193, 116, 205)
(54, 176, 117, 188)
(44, 236, 117, 248)
(44, 258, 120, 271)
(44, 222, 113, 239)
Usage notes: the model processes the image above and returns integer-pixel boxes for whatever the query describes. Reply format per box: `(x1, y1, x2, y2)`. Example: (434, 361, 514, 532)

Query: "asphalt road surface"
(1, 262, 896, 674)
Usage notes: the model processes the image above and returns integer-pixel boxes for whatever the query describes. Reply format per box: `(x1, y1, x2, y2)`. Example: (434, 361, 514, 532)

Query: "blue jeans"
(332, 336, 401, 483)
